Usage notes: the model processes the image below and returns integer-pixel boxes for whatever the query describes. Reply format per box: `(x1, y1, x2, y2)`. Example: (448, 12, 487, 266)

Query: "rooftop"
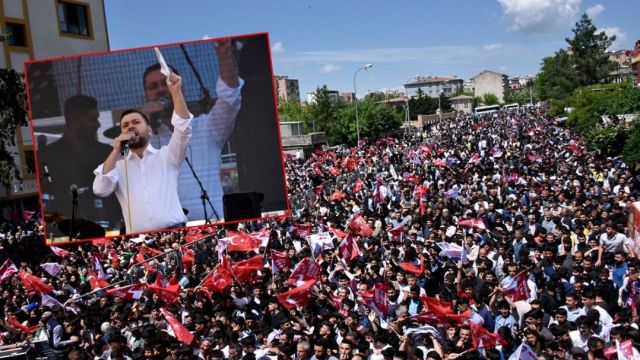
(405, 76, 462, 86)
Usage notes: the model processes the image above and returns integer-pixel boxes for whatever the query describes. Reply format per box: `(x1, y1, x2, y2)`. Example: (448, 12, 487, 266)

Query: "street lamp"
(353, 63, 373, 147)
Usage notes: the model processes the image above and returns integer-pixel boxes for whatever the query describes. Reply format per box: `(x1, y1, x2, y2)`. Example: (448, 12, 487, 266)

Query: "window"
(57, 1, 91, 37)
(5, 23, 26, 47)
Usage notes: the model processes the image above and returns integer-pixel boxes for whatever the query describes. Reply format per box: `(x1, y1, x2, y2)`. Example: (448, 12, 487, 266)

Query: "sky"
(104, 0, 639, 99)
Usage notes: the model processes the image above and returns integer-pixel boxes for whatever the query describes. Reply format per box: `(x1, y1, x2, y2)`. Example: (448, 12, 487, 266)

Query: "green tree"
(566, 14, 617, 86)
(364, 90, 402, 102)
(439, 93, 452, 112)
(623, 123, 640, 163)
(0, 69, 28, 187)
(535, 50, 579, 114)
(482, 93, 499, 105)
(566, 83, 640, 161)
(276, 97, 305, 122)
(408, 96, 438, 119)
(335, 98, 403, 144)
(504, 83, 537, 105)
(535, 14, 617, 115)
(304, 85, 342, 140)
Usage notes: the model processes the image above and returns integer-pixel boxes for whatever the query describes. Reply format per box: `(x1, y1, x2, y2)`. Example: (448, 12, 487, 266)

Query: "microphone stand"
(184, 157, 219, 223)
(70, 193, 78, 241)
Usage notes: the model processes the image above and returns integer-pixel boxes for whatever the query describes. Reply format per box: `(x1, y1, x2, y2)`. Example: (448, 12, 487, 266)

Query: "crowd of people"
(1, 105, 639, 360)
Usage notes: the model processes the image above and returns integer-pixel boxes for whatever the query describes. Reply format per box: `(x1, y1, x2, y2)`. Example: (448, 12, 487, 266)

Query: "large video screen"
(25, 33, 289, 244)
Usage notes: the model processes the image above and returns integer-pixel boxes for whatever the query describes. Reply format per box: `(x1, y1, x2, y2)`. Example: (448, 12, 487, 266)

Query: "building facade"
(0, 0, 109, 206)
(471, 70, 508, 103)
(306, 89, 339, 104)
(508, 75, 534, 90)
(404, 76, 464, 98)
(449, 95, 474, 114)
(274, 75, 300, 103)
(339, 92, 355, 103)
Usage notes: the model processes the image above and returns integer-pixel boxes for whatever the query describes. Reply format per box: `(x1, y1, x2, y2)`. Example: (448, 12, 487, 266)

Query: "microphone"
(70, 184, 78, 204)
(120, 132, 137, 155)
(43, 163, 52, 183)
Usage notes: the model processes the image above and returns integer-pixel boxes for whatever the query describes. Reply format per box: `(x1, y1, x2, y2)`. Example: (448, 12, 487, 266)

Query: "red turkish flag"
(183, 233, 201, 243)
(105, 283, 146, 300)
(147, 282, 179, 305)
(18, 270, 53, 293)
(161, 308, 194, 345)
(270, 250, 292, 273)
(420, 296, 471, 325)
(413, 184, 429, 199)
(360, 283, 389, 318)
(419, 198, 427, 216)
(432, 159, 448, 167)
(138, 244, 163, 257)
(287, 257, 321, 286)
(131, 253, 155, 271)
(348, 213, 373, 237)
(500, 272, 531, 302)
(329, 227, 348, 239)
(50, 246, 70, 257)
(329, 190, 345, 202)
(329, 167, 341, 176)
(470, 322, 507, 348)
(0, 259, 18, 283)
(108, 249, 120, 269)
(290, 222, 312, 238)
(457, 218, 487, 230)
(277, 279, 317, 310)
(467, 153, 481, 165)
(338, 235, 361, 262)
(388, 225, 404, 242)
(225, 232, 261, 252)
(399, 255, 425, 275)
(87, 270, 108, 289)
(91, 238, 113, 246)
(315, 183, 324, 196)
(180, 246, 195, 270)
(201, 256, 234, 293)
(7, 316, 39, 334)
(22, 210, 36, 222)
(166, 269, 181, 293)
(232, 254, 264, 284)
(352, 179, 365, 193)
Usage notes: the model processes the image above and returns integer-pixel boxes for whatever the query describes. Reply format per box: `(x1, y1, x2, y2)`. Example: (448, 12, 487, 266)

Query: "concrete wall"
(473, 71, 507, 102)
(27, 0, 109, 60)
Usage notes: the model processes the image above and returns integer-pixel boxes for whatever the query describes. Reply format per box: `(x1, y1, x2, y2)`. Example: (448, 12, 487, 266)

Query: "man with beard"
(93, 72, 191, 233)
(140, 40, 242, 222)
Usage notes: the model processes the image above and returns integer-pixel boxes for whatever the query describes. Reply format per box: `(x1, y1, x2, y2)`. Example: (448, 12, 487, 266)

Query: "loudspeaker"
(223, 192, 263, 221)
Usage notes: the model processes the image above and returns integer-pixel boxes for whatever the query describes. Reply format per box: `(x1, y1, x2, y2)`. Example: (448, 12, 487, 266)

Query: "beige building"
(449, 95, 474, 114)
(0, 0, 109, 204)
(471, 70, 508, 103)
(274, 75, 300, 103)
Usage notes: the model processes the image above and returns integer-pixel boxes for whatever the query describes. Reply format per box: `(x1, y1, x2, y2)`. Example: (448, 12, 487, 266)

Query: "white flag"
(508, 342, 537, 360)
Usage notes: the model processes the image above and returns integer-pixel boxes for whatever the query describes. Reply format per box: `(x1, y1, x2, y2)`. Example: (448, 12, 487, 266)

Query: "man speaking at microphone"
(92, 72, 191, 234)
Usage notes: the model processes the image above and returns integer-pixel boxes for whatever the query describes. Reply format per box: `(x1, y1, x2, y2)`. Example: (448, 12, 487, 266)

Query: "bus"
(474, 105, 500, 115)
(502, 103, 519, 110)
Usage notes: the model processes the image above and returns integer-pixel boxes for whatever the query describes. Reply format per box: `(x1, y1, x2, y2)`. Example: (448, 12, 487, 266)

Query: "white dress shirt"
(151, 77, 243, 222)
(93, 111, 192, 233)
